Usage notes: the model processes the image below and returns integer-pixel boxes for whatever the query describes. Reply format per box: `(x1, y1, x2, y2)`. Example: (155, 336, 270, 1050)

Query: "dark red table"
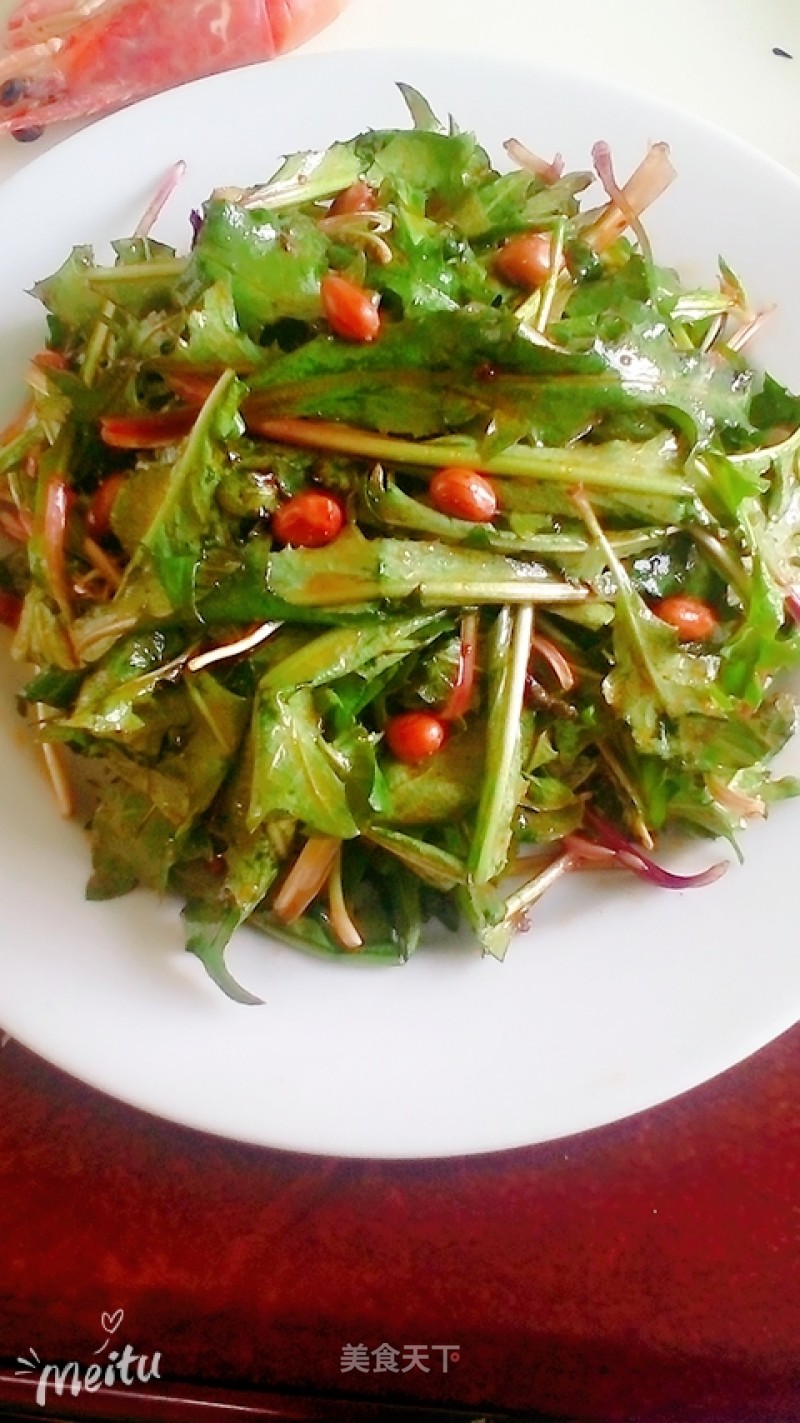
(0, 1024, 798, 1422)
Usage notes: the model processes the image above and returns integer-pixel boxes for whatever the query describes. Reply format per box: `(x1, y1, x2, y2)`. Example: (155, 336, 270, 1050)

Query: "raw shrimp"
(0, 0, 348, 138)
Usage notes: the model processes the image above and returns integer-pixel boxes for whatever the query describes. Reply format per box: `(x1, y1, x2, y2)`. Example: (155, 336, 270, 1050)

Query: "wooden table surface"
(1, 1024, 799, 1421)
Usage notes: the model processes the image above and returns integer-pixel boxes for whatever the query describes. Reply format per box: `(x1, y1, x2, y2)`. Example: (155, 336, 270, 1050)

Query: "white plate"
(1, 50, 799, 1159)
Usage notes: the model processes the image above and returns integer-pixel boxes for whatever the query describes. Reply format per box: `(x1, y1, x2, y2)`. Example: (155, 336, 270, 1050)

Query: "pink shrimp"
(0, 0, 348, 138)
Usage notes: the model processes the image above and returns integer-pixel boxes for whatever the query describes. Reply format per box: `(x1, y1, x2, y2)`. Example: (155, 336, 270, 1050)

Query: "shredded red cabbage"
(584, 810, 729, 889)
(785, 588, 800, 625)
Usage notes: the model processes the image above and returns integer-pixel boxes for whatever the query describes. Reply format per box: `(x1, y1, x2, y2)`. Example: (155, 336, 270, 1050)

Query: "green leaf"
(72, 370, 243, 659)
(367, 205, 493, 318)
(362, 128, 489, 210)
(258, 612, 448, 693)
(598, 324, 755, 444)
(20, 665, 84, 708)
(457, 877, 512, 960)
(86, 783, 178, 898)
(63, 628, 187, 741)
(197, 535, 385, 625)
(380, 721, 486, 824)
(362, 826, 467, 890)
(109, 459, 173, 556)
(175, 279, 264, 368)
(31, 246, 105, 333)
(604, 609, 726, 753)
(246, 307, 611, 440)
(141, 370, 243, 608)
(190, 202, 329, 334)
(719, 560, 800, 705)
(691, 451, 767, 526)
(268, 528, 583, 609)
(332, 722, 387, 820)
(248, 686, 359, 839)
(749, 373, 800, 431)
(12, 590, 74, 672)
(450, 169, 591, 242)
(32, 241, 188, 334)
(468, 605, 534, 883)
(396, 83, 445, 133)
(236, 142, 362, 211)
(669, 694, 796, 772)
(73, 671, 248, 833)
(182, 900, 264, 1005)
(84, 250, 188, 318)
(577, 494, 730, 753)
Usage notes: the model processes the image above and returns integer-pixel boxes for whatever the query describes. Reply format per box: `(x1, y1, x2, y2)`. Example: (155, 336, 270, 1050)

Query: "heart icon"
(101, 1310, 124, 1335)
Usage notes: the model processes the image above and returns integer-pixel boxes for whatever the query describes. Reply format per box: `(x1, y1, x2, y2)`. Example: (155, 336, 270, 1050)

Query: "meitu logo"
(15, 1309, 162, 1408)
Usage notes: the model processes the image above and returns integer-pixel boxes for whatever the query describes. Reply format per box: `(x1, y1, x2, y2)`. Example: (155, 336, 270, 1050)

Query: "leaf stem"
(88, 258, 188, 284)
(468, 603, 533, 884)
(249, 417, 689, 496)
(501, 849, 575, 922)
(418, 579, 588, 606)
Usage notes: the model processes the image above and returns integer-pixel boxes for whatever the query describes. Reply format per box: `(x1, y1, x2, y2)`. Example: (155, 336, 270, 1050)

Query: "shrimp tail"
(0, 0, 348, 135)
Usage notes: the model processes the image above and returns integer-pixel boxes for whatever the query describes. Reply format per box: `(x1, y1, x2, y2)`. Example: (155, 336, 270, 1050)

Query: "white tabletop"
(0, 0, 798, 185)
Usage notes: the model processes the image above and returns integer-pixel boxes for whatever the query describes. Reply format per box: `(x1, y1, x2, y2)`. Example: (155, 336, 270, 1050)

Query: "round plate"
(1, 50, 799, 1158)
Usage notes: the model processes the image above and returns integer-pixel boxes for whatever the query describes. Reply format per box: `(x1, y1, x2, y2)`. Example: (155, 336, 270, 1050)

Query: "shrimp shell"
(0, 0, 348, 135)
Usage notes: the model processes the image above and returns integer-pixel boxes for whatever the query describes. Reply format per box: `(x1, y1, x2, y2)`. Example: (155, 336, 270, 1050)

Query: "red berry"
(87, 474, 126, 539)
(494, 231, 554, 288)
(429, 467, 497, 523)
(321, 273, 381, 343)
(0, 589, 22, 630)
(271, 490, 345, 548)
(330, 181, 377, 215)
(653, 594, 718, 641)
(385, 712, 448, 764)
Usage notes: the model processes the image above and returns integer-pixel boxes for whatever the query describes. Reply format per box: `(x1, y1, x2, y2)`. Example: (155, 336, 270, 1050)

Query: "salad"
(1, 87, 799, 1004)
